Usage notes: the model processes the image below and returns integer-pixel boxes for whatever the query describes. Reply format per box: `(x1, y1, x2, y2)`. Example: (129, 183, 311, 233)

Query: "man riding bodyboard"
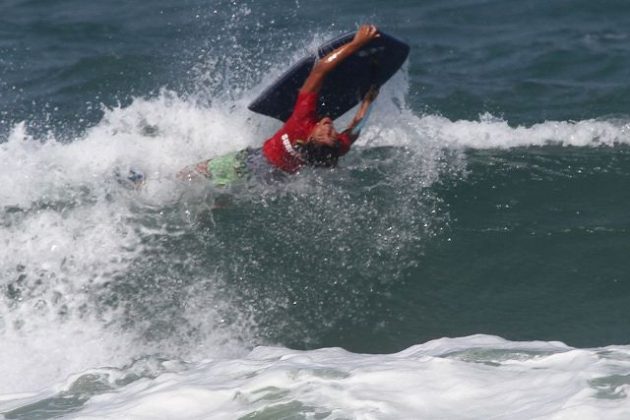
(177, 24, 381, 186)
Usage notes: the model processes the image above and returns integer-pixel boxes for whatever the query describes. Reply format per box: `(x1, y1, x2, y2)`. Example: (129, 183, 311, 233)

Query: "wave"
(413, 112, 630, 149)
(2, 335, 629, 419)
(2, 24, 630, 403)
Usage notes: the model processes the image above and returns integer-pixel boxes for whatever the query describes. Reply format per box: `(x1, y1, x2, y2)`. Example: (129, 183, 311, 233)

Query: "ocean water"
(2, 0, 630, 418)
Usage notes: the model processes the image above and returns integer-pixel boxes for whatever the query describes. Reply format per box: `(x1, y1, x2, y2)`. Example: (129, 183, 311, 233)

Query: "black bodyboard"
(248, 30, 410, 122)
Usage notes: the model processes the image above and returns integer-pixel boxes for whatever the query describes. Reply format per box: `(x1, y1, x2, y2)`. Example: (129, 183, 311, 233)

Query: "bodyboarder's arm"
(342, 85, 379, 143)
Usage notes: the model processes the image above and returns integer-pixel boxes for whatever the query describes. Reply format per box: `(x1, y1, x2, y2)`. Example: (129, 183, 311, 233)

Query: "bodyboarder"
(177, 24, 381, 186)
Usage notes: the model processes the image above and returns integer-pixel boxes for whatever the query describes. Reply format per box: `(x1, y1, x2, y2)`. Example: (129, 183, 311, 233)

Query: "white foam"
(411, 113, 630, 149)
(0, 90, 264, 395)
(61, 335, 630, 420)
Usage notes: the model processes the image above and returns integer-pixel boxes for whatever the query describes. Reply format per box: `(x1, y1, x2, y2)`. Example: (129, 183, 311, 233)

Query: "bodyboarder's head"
(299, 116, 342, 167)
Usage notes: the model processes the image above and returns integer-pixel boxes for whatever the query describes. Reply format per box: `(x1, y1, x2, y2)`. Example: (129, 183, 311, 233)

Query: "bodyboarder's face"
(308, 117, 338, 146)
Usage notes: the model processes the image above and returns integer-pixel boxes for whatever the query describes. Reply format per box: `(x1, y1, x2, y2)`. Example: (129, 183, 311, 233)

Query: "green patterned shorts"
(205, 149, 249, 187)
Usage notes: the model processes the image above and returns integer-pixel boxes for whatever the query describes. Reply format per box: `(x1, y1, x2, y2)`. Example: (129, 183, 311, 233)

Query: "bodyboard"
(248, 30, 410, 122)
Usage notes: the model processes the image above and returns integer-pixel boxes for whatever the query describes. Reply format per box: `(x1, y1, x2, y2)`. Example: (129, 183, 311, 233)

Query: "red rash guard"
(262, 91, 352, 173)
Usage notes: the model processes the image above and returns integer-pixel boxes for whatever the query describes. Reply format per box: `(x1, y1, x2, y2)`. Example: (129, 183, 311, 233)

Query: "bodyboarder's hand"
(352, 24, 380, 47)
